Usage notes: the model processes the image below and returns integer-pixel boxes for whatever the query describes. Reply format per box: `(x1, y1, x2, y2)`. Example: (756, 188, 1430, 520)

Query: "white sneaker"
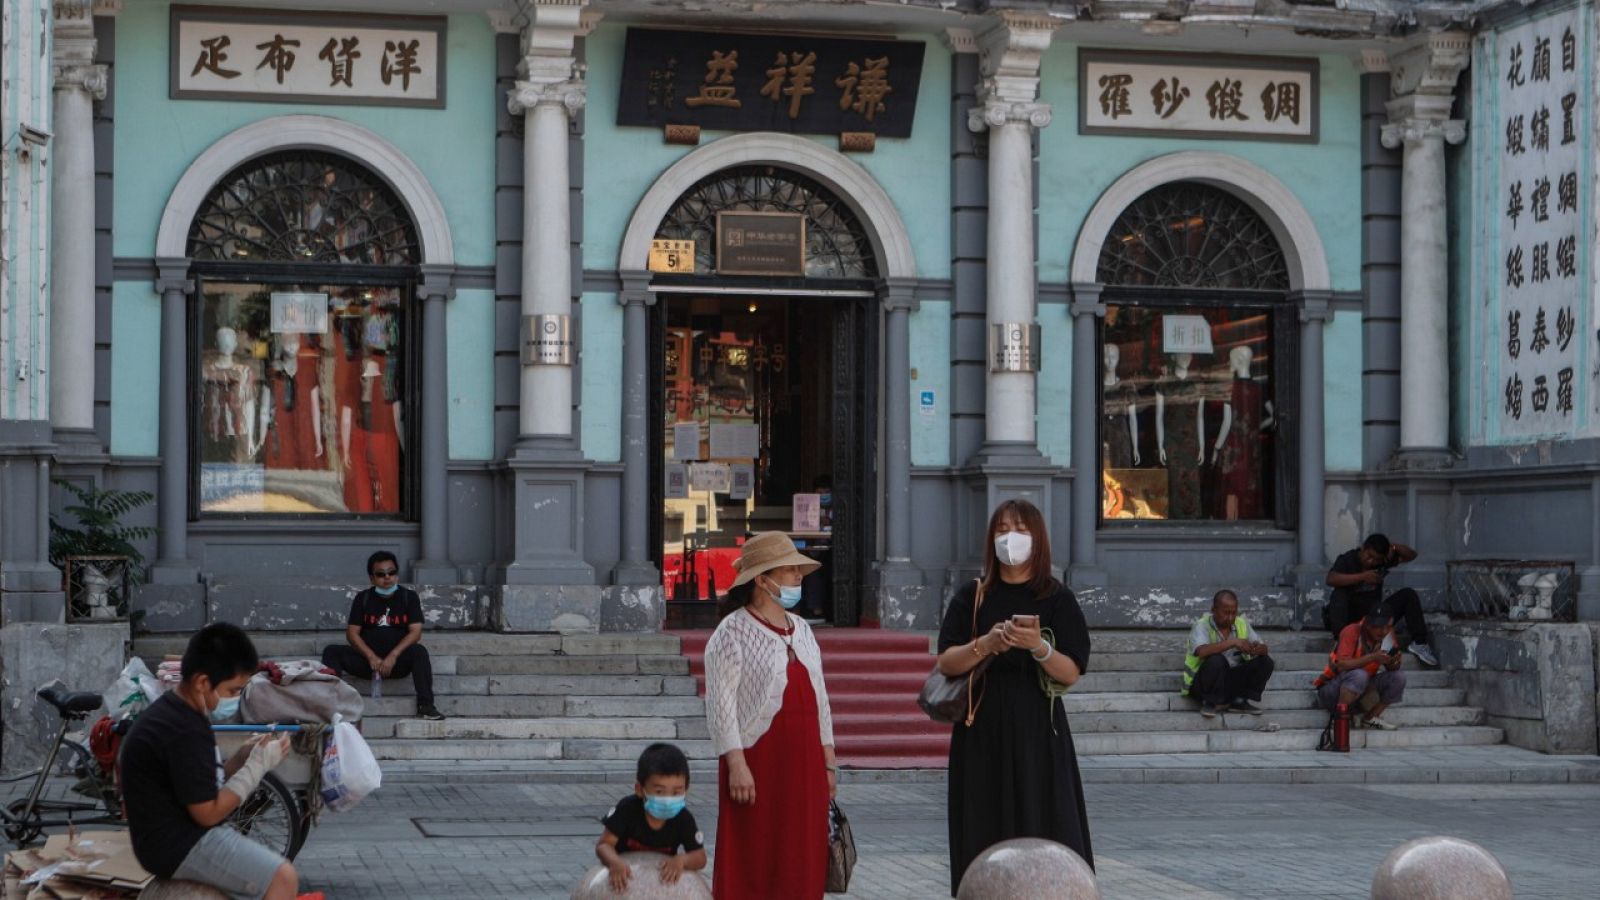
(1407, 642, 1439, 667)
(1366, 715, 1399, 731)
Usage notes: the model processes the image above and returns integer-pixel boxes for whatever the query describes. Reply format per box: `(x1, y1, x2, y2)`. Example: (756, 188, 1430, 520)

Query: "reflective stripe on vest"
(1181, 616, 1251, 696)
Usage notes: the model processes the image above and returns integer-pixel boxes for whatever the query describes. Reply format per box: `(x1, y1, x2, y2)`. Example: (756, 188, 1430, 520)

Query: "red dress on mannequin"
(263, 349, 322, 471)
(712, 612, 829, 900)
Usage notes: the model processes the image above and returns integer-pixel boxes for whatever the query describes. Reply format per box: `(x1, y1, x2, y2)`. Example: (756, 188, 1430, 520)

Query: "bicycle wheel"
(225, 773, 303, 861)
(4, 799, 42, 847)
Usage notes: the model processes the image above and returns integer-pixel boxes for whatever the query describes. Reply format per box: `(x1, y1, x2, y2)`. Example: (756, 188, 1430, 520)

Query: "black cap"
(1363, 609, 1394, 627)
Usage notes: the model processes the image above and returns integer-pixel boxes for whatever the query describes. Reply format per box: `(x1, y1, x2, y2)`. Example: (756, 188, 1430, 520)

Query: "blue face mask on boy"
(643, 794, 687, 820)
(210, 695, 240, 722)
(374, 584, 399, 597)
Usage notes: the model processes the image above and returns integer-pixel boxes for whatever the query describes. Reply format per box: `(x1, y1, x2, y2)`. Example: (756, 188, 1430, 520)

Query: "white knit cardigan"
(703, 609, 835, 757)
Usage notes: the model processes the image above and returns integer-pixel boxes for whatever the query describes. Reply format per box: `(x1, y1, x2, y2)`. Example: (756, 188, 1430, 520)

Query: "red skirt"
(713, 657, 828, 899)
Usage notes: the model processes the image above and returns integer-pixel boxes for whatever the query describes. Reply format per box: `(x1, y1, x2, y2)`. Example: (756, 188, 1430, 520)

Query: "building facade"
(0, 0, 1595, 634)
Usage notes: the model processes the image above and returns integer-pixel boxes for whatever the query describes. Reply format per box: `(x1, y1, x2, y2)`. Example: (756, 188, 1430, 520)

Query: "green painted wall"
(580, 292, 623, 463)
(580, 23, 951, 278)
(1038, 303, 1073, 466)
(1324, 310, 1362, 471)
(109, 282, 161, 456)
(910, 300, 951, 466)
(1, 0, 53, 422)
(447, 288, 495, 460)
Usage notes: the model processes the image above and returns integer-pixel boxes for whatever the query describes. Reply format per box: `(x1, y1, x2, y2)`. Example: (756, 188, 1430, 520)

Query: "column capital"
(968, 99, 1052, 132)
(879, 277, 920, 313)
(418, 264, 457, 301)
(508, 77, 586, 117)
(1069, 282, 1106, 318)
(968, 10, 1060, 130)
(617, 270, 655, 307)
(54, 63, 108, 100)
(153, 258, 192, 296)
(1291, 289, 1334, 323)
(1388, 31, 1470, 100)
(1380, 111, 1466, 148)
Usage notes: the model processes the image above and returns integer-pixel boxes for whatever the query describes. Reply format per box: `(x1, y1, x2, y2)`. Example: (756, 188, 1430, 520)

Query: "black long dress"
(938, 578, 1094, 896)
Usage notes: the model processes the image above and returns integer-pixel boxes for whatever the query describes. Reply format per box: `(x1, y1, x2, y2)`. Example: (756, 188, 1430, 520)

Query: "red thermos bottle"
(1333, 702, 1352, 752)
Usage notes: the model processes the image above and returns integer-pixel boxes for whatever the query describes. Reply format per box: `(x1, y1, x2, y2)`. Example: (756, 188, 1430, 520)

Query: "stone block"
(205, 583, 483, 631)
(565, 697, 704, 718)
(869, 583, 940, 631)
(131, 583, 206, 632)
(494, 585, 603, 633)
(0, 591, 65, 625)
(561, 634, 681, 655)
(600, 585, 665, 633)
(488, 674, 663, 696)
(675, 718, 711, 740)
(457, 655, 640, 676)
(1438, 622, 1598, 754)
(1, 623, 125, 776)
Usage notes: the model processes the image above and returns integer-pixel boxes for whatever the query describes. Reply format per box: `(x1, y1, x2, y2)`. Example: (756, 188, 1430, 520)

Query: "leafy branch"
(48, 479, 157, 584)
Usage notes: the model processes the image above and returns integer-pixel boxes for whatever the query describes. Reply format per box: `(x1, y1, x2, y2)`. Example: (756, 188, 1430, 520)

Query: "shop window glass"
(1097, 182, 1288, 523)
(195, 283, 408, 515)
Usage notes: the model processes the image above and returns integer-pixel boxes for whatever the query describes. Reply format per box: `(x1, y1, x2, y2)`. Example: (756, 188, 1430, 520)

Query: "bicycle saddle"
(37, 686, 102, 717)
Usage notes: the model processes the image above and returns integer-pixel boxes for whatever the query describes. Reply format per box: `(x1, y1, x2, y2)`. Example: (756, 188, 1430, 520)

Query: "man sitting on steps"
(1181, 590, 1275, 718)
(1313, 609, 1407, 731)
(321, 551, 445, 721)
(1325, 533, 1438, 667)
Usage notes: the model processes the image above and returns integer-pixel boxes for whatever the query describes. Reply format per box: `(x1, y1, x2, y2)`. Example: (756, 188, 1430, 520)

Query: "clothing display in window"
(340, 354, 402, 514)
(1158, 356, 1226, 521)
(1101, 344, 1141, 470)
(201, 327, 258, 464)
(1216, 346, 1272, 520)
(260, 337, 325, 472)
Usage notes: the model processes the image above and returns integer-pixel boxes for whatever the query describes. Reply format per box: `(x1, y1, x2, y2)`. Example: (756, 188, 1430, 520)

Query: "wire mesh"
(1446, 559, 1576, 622)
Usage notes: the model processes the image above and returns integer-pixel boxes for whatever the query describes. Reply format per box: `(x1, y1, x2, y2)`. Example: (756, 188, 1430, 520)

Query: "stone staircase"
(132, 632, 713, 763)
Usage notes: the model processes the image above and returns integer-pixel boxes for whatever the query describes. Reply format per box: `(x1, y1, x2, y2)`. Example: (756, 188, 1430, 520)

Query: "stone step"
(453, 655, 689, 676)
(389, 717, 682, 741)
(1063, 687, 1466, 714)
(133, 632, 680, 659)
(362, 695, 708, 719)
(1071, 669, 1453, 694)
(1066, 706, 1485, 734)
(564, 696, 706, 718)
(368, 738, 717, 762)
(1088, 630, 1333, 654)
(1091, 651, 1329, 672)
(1074, 725, 1504, 756)
(344, 673, 700, 697)
(362, 716, 710, 742)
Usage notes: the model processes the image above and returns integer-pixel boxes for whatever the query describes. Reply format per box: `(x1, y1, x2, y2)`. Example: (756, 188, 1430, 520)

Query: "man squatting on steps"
(1181, 589, 1274, 718)
(320, 551, 446, 720)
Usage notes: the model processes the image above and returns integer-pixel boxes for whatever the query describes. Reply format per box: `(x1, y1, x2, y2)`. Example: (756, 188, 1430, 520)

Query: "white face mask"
(994, 532, 1033, 567)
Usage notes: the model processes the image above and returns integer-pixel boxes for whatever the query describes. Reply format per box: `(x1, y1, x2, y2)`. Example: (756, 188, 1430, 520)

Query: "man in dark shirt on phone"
(320, 551, 445, 720)
(1325, 533, 1437, 667)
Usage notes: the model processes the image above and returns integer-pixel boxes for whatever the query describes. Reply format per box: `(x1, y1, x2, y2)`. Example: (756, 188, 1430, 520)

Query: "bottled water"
(371, 673, 383, 699)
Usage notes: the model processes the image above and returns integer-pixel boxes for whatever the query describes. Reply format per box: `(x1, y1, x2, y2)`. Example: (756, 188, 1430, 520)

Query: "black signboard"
(617, 28, 925, 139)
(717, 212, 806, 276)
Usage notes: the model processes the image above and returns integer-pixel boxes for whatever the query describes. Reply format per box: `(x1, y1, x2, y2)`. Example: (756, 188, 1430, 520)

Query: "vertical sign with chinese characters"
(1489, 9, 1590, 439)
(1079, 51, 1318, 143)
(171, 6, 445, 108)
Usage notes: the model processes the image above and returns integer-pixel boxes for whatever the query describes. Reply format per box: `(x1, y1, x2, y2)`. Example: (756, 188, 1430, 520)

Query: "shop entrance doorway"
(651, 291, 876, 628)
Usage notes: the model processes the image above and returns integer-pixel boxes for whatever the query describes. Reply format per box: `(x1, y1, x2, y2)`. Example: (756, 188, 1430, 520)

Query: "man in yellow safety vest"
(1181, 590, 1275, 718)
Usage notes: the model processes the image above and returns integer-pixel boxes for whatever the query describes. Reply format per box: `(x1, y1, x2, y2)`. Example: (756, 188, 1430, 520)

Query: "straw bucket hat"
(729, 532, 821, 589)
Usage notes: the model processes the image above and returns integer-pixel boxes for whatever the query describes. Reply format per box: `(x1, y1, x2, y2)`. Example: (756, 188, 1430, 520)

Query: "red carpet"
(674, 628, 951, 769)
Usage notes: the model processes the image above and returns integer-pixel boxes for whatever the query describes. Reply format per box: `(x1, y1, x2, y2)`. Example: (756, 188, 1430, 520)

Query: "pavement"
(7, 746, 1599, 898)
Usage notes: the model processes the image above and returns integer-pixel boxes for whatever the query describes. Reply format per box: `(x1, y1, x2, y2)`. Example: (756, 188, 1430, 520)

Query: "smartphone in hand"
(1010, 614, 1040, 628)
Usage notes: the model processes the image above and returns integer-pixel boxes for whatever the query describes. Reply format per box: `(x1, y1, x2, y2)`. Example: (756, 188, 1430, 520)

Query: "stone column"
(151, 260, 196, 583)
(613, 271, 657, 587)
(49, 2, 106, 446)
(413, 266, 455, 584)
(1069, 284, 1105, 585)
(1294, 292, 1332, 579)
(1381, 34, 1468, 467)
(880, 279, 919, 570)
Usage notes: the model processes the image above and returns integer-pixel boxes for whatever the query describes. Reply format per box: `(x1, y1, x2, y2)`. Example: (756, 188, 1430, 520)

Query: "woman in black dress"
(936, 498, 1093, 895)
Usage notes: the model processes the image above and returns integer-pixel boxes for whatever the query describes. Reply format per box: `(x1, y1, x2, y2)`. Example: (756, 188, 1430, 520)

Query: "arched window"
(188, 152, 418, 518)
(655, 165, 878, 279)
(1096, 182, 1292, 526)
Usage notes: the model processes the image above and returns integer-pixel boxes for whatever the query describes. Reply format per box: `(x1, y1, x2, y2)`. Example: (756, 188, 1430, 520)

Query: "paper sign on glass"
(664, 464, 689, 499)
(688, 463, 732, 494)
(671, 423, 703, 461)
(729, 464, 754, 500)
(270, 292, 329, 334)
(1162, 315, 1214, 354)
(792, 493, 822, 531)
(710, 423, 760, 459)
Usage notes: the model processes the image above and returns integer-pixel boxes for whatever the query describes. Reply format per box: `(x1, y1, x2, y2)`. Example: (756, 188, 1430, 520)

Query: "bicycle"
(0, 686, 306, 860)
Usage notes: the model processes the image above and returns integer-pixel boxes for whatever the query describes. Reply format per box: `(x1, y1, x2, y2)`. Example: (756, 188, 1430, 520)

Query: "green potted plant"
(48, 480, 156, 622)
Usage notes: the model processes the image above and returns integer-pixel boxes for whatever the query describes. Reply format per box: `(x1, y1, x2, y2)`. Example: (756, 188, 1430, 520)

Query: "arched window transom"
(656, 165, 878, 279)
(1097, 182, 1288, 291)
(188, 151, 419, 265)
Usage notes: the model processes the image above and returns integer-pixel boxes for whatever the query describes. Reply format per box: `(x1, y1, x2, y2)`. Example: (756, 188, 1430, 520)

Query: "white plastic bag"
(102, 659, 163, 720)
(319, 714, 381, 812)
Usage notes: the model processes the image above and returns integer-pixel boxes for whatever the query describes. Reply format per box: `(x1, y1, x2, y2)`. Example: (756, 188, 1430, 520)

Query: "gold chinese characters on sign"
(649, 239, 697, 274)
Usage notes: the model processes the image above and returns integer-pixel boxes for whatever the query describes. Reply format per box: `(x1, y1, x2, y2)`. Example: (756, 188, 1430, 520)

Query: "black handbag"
(916, 579, 990, 726)
(825, 800, 857, 893)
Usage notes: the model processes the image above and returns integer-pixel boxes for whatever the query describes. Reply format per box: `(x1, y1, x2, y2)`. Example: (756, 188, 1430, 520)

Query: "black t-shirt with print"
(601, 795, 704, 856)
(346, 586, 424, 654)
(1329, 548, 1383, 611)
(120, 691, 227, 878)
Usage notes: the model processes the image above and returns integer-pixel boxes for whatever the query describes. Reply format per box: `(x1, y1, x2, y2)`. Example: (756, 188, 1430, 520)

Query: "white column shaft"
(1398, 135, 1449, 451)
(49, 84, 97, 432)
(985, 120, 1036, 445)
(520, 101, 573, 438)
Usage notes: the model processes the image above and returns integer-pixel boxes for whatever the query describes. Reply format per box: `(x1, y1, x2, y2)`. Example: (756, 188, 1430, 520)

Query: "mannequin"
(257, 334, 325, 470)
(1100, 344, 1140, 469)
(1156, 352, 1229, 519)
(1216, 345, 1273, 520)
(341, 354, 403, 513)
(202, 326, 257, 461)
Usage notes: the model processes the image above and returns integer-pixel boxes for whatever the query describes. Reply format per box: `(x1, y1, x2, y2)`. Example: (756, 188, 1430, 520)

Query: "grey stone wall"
(1435, 621, 1598, 755)
(1, 623, 125, 776)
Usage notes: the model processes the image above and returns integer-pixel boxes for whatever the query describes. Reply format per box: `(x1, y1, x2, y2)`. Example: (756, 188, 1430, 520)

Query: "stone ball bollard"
(139, 881, 230, 900)
(571, 852, 712, 900)
(956, 838, 1099, 900)
(1370, 836, 1513, 900)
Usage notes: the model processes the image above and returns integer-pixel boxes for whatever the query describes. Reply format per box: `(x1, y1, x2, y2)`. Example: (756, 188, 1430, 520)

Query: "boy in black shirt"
(120, 623, 299, 899)
(597, 743, 707, 892)
(1325, 533, 1438, 667)
(319, 550, 444, 719)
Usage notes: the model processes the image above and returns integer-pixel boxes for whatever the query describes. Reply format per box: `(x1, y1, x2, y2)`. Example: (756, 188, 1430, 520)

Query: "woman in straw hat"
(935, 498, 1093, 896)
(703, 532, 836, 899)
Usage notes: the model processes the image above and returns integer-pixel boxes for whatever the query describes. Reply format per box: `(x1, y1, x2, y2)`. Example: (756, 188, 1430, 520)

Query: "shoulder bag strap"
(965, 578, 988, 727)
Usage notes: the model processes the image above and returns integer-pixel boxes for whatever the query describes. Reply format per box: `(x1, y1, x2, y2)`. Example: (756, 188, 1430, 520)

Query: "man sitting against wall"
(1313, 609, 1407, 731)
(1181, 590, 1275, 718)
(320, 551, 445, 721)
